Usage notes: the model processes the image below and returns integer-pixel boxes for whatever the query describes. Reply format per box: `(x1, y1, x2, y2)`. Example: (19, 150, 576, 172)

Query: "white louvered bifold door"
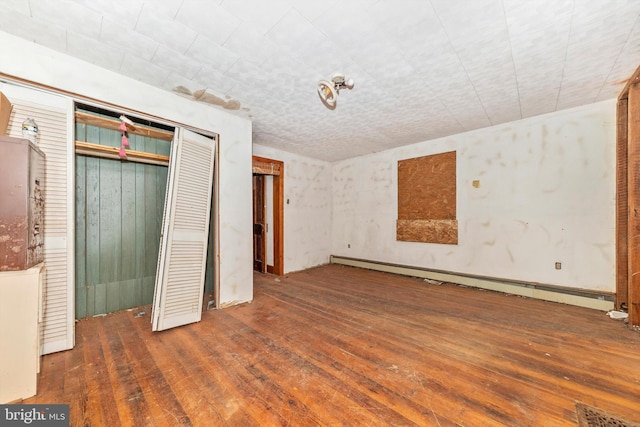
(152, 128, 215, 331)
(1, 83, 75, 354)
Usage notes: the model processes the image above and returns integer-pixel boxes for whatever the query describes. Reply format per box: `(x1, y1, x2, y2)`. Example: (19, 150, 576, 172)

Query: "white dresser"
(0, 263, 44, 403)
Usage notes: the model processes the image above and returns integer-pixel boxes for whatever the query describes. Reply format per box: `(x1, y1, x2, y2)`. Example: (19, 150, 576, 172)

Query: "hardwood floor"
(24, 264, 640, 426)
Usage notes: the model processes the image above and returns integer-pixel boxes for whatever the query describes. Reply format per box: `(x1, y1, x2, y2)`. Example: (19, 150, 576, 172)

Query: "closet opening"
(74, 104, 218, 327)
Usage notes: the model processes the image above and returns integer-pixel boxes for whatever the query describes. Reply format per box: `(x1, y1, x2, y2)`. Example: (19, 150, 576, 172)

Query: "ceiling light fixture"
(317, 73, 354, 109)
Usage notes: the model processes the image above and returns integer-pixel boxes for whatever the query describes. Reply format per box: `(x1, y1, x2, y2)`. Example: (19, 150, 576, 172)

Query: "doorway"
(252, 156, 284, 275)
(253, 174, 267, 272)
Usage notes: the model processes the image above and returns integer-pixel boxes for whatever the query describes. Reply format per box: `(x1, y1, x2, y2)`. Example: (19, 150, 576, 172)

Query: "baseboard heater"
(330, 255, 615, 312)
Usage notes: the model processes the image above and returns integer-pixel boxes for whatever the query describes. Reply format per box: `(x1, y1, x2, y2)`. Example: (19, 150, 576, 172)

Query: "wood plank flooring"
(23, 264, 640, 426)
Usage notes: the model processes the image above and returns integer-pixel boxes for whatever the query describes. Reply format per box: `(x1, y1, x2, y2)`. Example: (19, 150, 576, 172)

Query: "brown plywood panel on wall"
(397, 151, 457, 244)
(616, 98, 629, 309)
(397, 219, 458, 244)
(398, 151, 456, 220)
(628, 82, 640, 325)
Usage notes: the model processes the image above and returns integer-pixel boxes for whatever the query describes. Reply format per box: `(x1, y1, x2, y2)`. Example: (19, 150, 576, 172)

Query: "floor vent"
(576, 403, 639, 427)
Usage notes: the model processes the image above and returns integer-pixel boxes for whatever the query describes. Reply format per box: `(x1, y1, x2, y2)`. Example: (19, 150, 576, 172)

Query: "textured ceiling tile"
(186, 34, 239, 73)
(559, 2, 640, 105)
(556, 79, 602, 110)
(504, 0, 572, 116)
(135, 3, 197, 53)
(162, 72, 200, 96)
(99, 18, 159, 62)
(411, 47, 467, 88)
(431, 0, 502, 35)
(504, 0, 573, 41)
(224, 57, 272, 89)
(175, 1, 240, 45)
(466, 65, 521, 124)
(30, 0, 102, 39)
(516, 80, 563, 117)
(120, 53, 171, 87)
(415, 66, 490, 131)
(442, 99, 491, 131)
(353, 44, 416, 81)
(598, 19, 640, 100)
(397, 29, 454, 73)
(193, 64, 237, 94)
(312, 2, 383, 54)
(223, 22, 278, 66)
(220, 0, 293, 35)
(141, 0, 183, 18)
(267, 8, 321, 46)
(367, 0, 435, 41)
(67, 31, 124, 72)
(220, 58, 279, 111)
(558, 53, 616, 107)
(332, 71, 393, 108)
(151, 44, 203, 80)
(371, 75, 438, 109)
(292, 0, 341, 22)
(0, 9, 67, 52)
(267, 8, 349, 72)
(73, 0, 144, 29)
(257, 52, 325, 99)
(2, 0, 639, 162)
(431, 0, 521, 125)
(2, 0, 30, 14)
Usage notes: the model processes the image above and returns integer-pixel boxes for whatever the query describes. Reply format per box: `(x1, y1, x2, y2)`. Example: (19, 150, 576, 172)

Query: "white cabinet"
(0, 263, 44, 403)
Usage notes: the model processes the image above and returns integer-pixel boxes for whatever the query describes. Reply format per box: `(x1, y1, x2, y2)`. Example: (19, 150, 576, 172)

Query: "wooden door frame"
(616, 64, 640, 326)
(252, 156, 284, 275)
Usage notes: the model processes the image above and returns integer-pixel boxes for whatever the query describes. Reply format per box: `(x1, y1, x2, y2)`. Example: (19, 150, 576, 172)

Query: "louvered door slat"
(2, 84, 74, 354)
(152, 128, 215, 331)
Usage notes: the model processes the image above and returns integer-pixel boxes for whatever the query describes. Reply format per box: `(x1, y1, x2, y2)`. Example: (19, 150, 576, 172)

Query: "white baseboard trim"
(330, 255, 614, 312)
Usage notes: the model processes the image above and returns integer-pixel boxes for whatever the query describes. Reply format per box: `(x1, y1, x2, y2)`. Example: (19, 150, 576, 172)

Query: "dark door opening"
(252, 156, 284, 275)
(253, 174, 267, 273)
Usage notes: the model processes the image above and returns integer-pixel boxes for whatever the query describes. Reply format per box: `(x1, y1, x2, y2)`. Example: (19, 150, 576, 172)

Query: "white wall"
(0, 31, 254, 306)
(332, 101, 617, 292)
(253, 144, 332, 273)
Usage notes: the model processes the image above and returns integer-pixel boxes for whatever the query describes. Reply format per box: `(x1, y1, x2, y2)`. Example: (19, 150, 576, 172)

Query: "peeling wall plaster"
(331, 101, 617, 292)
(172, 86, 243, 111)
